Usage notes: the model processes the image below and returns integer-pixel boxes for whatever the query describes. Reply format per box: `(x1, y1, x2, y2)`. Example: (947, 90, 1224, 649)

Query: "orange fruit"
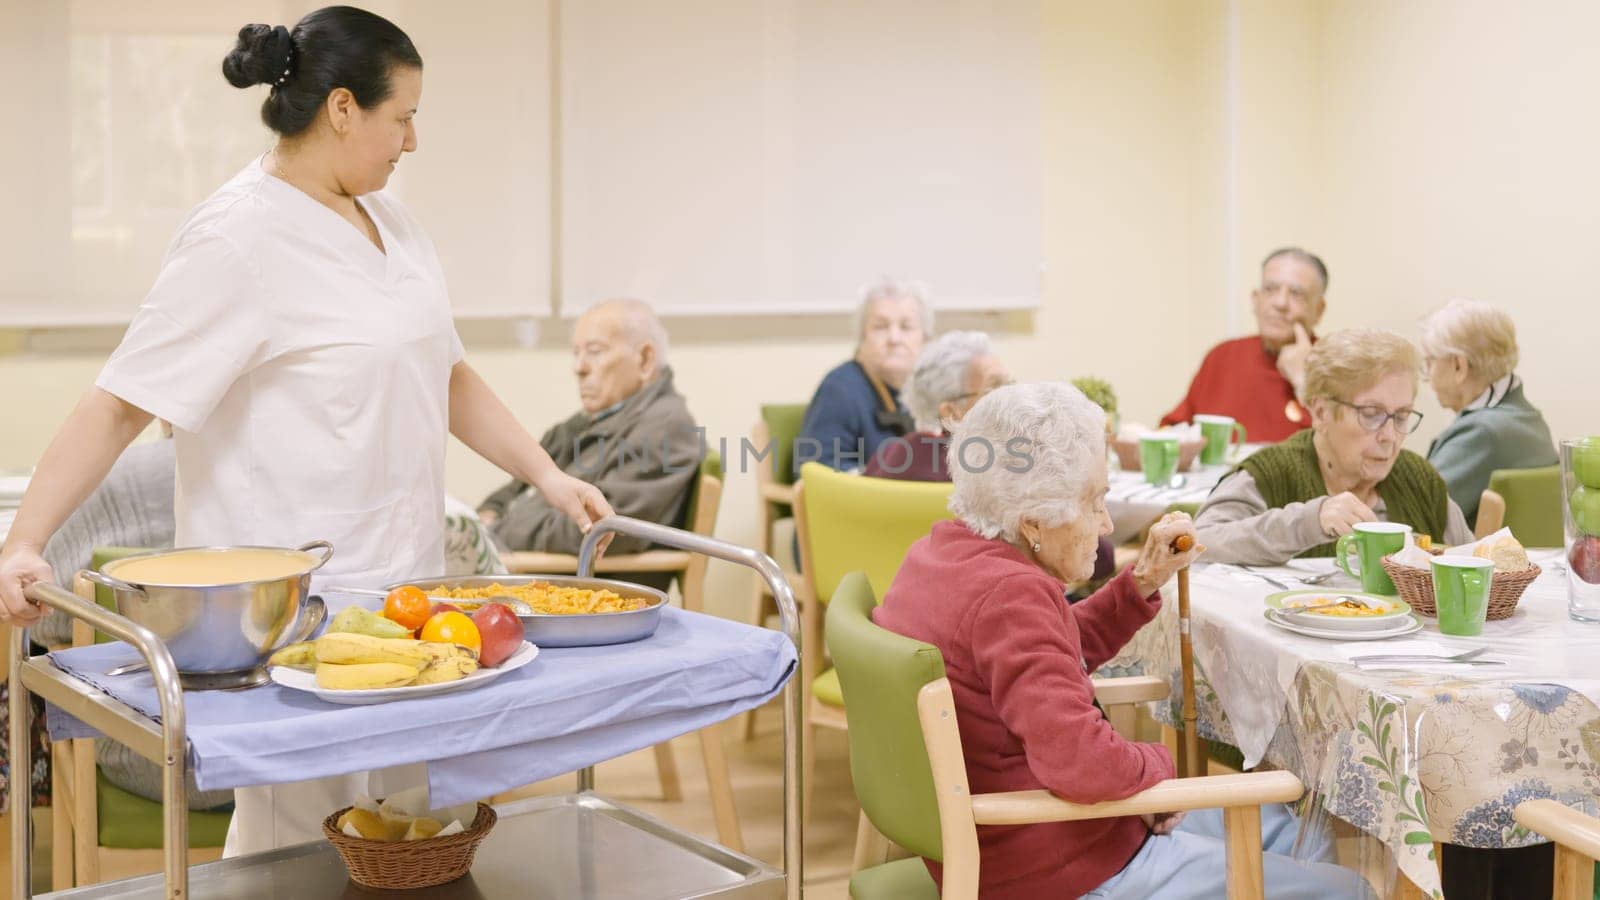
(419, 611, 481, 654)
(383, 586, 433, 632)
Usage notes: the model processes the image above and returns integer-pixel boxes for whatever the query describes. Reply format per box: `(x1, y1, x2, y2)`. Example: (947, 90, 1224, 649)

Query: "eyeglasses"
(950, 378, 1017, 404)
(1330, 399, 1424, 434)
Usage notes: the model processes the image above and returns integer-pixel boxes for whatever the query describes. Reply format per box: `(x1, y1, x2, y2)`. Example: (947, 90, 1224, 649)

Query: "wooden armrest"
(969, 771, 1304, 826)
(503, 550, 693, 575)
(1093, 675, 1169, 706)
(759, 483, 797, 505)
(1516, 799, 1600, 861)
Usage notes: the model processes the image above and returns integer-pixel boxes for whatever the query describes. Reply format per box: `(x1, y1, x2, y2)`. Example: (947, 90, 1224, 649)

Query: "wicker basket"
(1380, 553, 1540, 621)
(323, 802, 497, 890)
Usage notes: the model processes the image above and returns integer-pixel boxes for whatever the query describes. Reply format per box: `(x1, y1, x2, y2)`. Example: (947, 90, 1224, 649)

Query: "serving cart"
(9, 516, 803, 899)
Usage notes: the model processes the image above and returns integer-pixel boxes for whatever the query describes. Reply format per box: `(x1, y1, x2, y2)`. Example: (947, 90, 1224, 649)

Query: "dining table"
(1105, 445, 1262, 544)
(1102, 550, 1600, 899)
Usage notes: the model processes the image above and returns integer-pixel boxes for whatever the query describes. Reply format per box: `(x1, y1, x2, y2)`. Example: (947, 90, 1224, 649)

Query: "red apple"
(430, 602, 464, 617)
(472, 604, 523, 668)
(1572, 536, 1600, 586)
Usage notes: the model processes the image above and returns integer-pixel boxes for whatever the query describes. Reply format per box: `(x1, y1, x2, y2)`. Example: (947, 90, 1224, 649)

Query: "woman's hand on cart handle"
(0, 543, 53, 625)
(535, 469, 616, 557)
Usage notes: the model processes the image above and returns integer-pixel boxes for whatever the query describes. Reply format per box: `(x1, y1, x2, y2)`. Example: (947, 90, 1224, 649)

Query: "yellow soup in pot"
(107, 549, 314, 586)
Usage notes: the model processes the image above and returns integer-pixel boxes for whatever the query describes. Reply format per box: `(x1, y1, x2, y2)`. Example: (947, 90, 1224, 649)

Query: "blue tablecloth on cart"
(43, 603, 795, 807)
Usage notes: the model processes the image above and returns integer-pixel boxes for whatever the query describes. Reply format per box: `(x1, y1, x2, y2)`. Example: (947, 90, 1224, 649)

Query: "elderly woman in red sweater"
(874, 382, 1370, 899)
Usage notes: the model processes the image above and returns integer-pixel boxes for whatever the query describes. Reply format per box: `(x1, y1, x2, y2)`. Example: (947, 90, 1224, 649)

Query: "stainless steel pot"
(81, 541, 333, 674)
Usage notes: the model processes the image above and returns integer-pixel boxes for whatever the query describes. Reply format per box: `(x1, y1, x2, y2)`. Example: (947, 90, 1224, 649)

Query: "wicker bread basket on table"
(323, 802, 497, 890)
(1380, 550, 1541, 621)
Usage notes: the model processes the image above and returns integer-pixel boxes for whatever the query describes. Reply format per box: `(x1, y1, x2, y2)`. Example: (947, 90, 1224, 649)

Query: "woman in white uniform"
(0, 7, 612, 852)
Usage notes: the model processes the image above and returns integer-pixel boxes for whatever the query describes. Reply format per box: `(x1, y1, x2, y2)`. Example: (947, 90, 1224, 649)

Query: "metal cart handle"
(577, 516, 803, 900)
(12, 581, 190, 899)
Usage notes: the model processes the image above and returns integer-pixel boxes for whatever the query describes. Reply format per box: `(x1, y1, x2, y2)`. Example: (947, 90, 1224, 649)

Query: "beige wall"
(2, 1, 1593, 616)
(1312, 0, 1595, 449)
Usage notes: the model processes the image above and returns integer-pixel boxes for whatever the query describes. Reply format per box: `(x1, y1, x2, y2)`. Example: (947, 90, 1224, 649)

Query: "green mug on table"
(1431, 555, 1494, 636)
(1138, 434, 1181, 486)
(1194, 414, 1247, 466)
(1335, 521, 1412, 595)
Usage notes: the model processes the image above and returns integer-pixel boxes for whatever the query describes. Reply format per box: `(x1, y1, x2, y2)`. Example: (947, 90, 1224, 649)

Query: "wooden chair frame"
(1475, 488, 1507, 539)
(498, 465, 746, 851)
(1515, 799, 1599, 900)
(918, 676, 1305, 900)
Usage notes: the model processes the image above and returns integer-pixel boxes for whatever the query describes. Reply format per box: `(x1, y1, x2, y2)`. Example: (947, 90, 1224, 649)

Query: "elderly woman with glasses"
(867, 332, 1116, 583)
(1420, 299, 1558, 526)
(864, 330, 1008, 480)
(874, 383, 1368, 899)
(1196, 329, 1473, 564)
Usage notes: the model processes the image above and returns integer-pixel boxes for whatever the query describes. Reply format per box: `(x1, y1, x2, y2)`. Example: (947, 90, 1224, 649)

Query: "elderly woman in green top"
(1420, 298, 1558, 526)
(1196, 329, 1473, 564)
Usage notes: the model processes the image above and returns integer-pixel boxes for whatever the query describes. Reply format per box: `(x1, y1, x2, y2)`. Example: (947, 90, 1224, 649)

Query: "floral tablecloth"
(1106, 552, 1600, 899)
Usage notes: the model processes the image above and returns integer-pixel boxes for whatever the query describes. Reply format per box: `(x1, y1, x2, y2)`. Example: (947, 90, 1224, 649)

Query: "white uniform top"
(97, 160, 464, 588)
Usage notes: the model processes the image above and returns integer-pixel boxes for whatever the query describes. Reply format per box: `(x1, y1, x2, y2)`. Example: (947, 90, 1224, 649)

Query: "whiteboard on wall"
(558, 0, 1041, 317)
(0, 0, 553, 326)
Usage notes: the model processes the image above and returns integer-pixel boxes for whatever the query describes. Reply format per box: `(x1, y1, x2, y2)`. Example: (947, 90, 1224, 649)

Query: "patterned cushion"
(443, 495, 508, 576)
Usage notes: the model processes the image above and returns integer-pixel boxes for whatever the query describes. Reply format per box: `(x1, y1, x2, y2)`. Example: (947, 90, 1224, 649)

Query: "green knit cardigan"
(1236, 429, 1448, 558)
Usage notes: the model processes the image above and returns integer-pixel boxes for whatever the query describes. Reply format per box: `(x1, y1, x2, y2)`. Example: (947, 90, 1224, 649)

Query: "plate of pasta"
(390, 575, 668, 647)
(1264, 590, 1411, 632)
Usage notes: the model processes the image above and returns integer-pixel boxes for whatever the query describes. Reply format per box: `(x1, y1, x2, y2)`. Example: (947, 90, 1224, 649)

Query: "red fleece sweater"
(1160, 335, 1309, 442)
(872, 520, 1173, 899)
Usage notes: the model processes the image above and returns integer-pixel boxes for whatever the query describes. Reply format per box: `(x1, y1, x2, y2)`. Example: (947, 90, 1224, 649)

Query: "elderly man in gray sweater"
(479, 300, 700, 584)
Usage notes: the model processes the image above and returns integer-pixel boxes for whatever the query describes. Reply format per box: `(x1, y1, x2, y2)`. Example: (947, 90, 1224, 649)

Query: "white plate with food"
(1264, 590, 1411, 631)
(271, 641, 538, 705)
(1262, 609, 1422, 641)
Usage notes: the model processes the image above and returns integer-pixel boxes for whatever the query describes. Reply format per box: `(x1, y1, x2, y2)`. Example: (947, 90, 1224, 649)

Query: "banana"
(315, 662, 419, 691)
(327, 606, 412, 640)
(418, 641, 479, 664)
(315, 633, 429, 669)
(267, 641, 317, 671)
(411, 654, 479, 685)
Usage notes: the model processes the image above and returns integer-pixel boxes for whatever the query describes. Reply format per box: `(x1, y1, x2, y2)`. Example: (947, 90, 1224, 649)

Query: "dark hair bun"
(222, 24, 293, 89)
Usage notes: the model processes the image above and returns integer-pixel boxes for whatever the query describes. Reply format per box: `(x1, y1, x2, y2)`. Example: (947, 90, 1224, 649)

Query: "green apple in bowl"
(1575, 436, 1600, 490)
(1572, 485, 1600, 537)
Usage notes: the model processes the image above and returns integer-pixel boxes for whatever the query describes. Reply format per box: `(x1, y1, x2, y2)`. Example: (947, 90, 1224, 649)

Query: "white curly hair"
(904, 331, 993, 431)
(948, 382, 1107, 541)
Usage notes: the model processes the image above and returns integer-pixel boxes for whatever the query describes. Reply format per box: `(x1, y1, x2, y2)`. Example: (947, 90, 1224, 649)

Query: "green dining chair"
(826, 570, 1301, 900)
(743, 404, 809, 741)
(1485, 465, 1564, 547)
(55, 548, 231, 887)
(793, 462, 956, 823)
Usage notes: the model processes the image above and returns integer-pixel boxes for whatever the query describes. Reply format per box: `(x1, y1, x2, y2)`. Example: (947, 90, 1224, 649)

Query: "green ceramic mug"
(1431, 555, 1494, 636)
(1334, 521, 1412, 595)
(1139, 435, 1181, 486)
(1194, 414, 1247, 466)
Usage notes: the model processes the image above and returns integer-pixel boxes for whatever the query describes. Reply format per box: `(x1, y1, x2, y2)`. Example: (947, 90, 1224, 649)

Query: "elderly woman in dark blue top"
(795, 278, 930, 473)
(1420, 299, 1558, 527)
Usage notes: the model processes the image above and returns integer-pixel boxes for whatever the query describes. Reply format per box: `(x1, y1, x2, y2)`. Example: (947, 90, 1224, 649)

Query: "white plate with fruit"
(267, 601, 537, 705)
(270, 639, 538, 705)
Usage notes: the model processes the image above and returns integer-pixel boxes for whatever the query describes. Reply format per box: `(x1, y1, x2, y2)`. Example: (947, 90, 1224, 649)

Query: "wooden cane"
(1176, 563, 1204, 778)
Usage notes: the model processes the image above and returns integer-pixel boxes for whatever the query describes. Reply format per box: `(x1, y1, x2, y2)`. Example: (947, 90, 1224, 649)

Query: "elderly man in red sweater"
(875, 382, 1370, 899)
(1161, 247, 1329, 442)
